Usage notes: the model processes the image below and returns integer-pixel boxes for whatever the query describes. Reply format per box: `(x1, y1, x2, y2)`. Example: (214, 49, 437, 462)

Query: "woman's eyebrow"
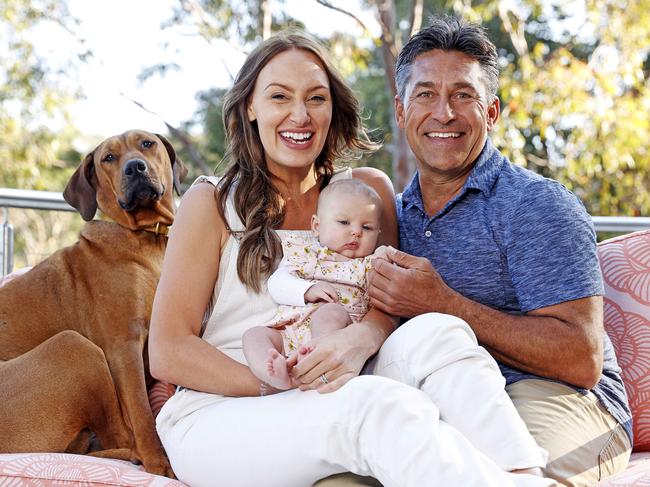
(264, 82, 291, 91)
(264, 82, 329, 92)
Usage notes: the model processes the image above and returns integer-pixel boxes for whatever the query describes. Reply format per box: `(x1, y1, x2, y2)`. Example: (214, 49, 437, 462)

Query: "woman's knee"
(386, 313, 477, 352)
(336, 376, 440, 432)
(339, 375, 430, 407)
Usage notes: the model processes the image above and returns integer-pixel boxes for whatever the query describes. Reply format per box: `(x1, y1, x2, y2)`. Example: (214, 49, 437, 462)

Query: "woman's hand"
(288, 324, 374, 393)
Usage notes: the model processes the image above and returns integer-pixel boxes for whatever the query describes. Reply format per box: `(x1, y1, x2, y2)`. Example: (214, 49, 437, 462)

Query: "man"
(367, 15, 631, 487)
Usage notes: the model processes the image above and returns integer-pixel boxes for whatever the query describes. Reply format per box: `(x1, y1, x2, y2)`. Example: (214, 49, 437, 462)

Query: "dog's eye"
(142, 140, 154, 149)
(102, 154, 115, 162)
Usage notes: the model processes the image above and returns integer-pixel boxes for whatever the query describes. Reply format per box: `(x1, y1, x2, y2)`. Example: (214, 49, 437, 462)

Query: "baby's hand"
(373, 245, 397, 262)
(304, 282, 339, 303)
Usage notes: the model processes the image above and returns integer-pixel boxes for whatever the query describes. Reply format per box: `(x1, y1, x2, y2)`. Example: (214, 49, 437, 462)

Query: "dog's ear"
(156, 133, 188, 196)
(63, 151, 98, 221)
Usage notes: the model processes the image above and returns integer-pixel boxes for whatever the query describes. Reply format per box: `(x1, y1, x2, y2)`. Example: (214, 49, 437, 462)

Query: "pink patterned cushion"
(599, 230, 650, 452)
(596, 452, 650, 486)
(0, 453, 186, 486)
(149, 380, 177, 418)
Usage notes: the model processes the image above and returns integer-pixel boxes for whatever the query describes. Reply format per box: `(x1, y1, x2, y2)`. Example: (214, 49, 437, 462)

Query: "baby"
(242, 179, 384, 390)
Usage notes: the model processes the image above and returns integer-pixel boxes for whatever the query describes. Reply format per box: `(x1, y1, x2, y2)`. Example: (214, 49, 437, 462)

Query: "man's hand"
(368, 246, 452, 318)
(304, 282, 339, 303)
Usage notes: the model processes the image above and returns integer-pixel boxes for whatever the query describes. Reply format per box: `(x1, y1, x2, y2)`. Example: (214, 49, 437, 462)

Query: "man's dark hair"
(395, 15, 499, 101)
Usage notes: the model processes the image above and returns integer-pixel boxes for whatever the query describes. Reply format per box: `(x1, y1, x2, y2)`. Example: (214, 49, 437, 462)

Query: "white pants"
(159, 313, 551, 487)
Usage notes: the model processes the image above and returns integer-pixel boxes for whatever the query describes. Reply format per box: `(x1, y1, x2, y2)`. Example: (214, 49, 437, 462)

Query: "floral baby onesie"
(266, 232, 373, 355)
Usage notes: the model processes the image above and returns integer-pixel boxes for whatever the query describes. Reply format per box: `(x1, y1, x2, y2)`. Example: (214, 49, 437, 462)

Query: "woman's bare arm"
(148, 183, 262, 396)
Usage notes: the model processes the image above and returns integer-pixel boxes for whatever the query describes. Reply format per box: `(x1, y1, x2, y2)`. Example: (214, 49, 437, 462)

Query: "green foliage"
(0, 0, 80, 190)
(172, 87, 229, 180)
(4, 0, 649, 221)
(1, 0, 83, 268)
(349, 45, 394, 177)
(486, 0, 650, 216)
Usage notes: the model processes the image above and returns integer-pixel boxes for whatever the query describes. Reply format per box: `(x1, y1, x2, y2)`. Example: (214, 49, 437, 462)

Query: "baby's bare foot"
(297, 345, 314, 363)
(266, 348, 292, 390)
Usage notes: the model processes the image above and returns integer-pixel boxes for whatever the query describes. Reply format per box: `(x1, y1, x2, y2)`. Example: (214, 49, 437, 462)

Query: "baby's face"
(312, 192, 381, 258)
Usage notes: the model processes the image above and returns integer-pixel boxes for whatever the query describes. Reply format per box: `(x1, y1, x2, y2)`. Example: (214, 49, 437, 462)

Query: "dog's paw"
(144, 454, 176, 479)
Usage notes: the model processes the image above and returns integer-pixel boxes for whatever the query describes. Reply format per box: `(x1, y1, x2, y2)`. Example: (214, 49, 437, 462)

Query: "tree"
(323, 0, 650, 213)
(316, 0, 427, 190)
(139, 0, 297, 180)
(0, 0, 84, 267)
(476, 0, 650, 216)
(153, 0, 649, 216)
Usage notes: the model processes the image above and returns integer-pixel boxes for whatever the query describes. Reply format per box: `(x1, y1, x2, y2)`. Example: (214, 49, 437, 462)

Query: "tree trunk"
(314, 0, 419, 191)
(260, 0, 272, 40)
(376, 0, 416, 191)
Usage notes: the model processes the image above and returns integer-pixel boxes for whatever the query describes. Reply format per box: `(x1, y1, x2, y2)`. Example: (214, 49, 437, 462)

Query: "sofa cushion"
(0, 453, 186, 486)
(149, 380, 177, 418)
(596, 452, 650, 486)
(599, 230, 650, 452)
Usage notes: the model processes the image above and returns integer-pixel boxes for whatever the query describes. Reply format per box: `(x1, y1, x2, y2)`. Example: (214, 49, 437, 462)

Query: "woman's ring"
(320, 374, 329, 384)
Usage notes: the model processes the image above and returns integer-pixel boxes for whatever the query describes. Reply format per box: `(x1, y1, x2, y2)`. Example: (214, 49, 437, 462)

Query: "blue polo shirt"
(396, 138, 632, 441)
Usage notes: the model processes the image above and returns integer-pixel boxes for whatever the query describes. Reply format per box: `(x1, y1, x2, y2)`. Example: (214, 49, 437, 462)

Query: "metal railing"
(1, 187, 649, 276)
(590, 216, 650, 233)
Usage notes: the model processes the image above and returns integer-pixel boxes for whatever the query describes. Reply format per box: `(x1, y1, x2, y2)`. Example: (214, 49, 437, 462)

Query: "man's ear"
(311, 214, 320, 236)
(486, 97, 500, 132)
(394, 95, 405, 129)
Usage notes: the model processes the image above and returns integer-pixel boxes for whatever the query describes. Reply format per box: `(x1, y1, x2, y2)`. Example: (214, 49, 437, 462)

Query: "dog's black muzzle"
(119, 159, 164, 211)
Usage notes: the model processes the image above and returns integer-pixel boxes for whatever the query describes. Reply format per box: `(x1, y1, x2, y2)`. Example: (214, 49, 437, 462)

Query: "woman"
(148, 31, 550, 487)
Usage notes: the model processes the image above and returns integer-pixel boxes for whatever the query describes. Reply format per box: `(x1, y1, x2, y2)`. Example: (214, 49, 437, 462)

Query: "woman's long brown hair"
(218, 31, 378, 292)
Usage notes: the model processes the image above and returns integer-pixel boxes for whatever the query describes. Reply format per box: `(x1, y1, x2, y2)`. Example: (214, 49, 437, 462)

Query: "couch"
(1, 229, 649, 486)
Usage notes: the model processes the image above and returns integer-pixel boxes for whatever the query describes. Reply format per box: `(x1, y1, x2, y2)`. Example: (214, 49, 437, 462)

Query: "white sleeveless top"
(156, 168, 352, 433)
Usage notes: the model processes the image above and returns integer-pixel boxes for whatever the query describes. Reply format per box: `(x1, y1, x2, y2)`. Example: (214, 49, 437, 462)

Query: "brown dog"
(0, 130, 187, 477)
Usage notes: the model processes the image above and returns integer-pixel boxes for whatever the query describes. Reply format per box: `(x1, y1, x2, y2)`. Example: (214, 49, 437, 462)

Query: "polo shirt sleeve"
(503, 179, 604, 312)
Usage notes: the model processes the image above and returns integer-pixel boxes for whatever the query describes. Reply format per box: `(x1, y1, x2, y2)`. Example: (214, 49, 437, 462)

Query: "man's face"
(395, 49, 500, 182)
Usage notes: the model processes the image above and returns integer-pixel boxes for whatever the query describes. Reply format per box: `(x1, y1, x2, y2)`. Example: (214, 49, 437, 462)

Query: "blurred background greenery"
(2, 0, 649, 267)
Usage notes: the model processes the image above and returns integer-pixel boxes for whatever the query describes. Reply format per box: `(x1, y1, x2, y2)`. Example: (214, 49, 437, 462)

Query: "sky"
(36, 0, 378, 140)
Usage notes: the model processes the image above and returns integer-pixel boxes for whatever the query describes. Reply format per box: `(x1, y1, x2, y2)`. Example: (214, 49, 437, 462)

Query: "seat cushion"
(0, 452, 185, 486)
(599, 230, 650, 452)
(149, 380, 177, 419)
(596, 452, 650, 486)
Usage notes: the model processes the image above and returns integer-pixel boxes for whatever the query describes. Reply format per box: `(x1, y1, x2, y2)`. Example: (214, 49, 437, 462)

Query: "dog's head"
(63, 130, 188, 230)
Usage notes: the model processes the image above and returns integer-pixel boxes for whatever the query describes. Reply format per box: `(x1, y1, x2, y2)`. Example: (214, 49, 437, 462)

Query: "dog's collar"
(97, 214, 171, 237)
(142, 222, 171, 237)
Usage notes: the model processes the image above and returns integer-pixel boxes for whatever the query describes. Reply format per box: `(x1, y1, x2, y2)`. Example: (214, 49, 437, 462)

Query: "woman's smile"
(279, 130, 315, 148)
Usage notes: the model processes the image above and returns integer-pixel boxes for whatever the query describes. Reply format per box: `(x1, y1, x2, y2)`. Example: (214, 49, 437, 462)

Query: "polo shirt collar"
(401, 137, 503, 212)
(463, 138, 503, 196)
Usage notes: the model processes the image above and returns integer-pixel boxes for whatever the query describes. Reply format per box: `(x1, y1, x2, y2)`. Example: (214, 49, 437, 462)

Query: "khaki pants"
(316, 379, 631, 487)
(507, 379, 631, 486)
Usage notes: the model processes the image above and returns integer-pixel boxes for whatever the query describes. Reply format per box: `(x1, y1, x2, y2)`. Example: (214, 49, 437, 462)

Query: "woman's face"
(247, 49, 333, 176)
